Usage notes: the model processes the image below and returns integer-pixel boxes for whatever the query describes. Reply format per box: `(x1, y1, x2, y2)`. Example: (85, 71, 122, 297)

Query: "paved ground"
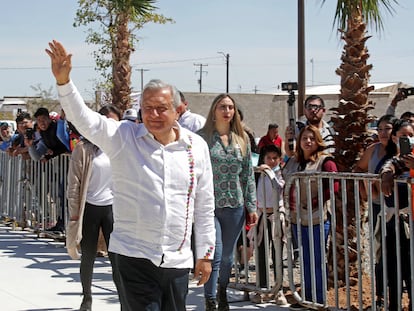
(0, 224, 290, 311)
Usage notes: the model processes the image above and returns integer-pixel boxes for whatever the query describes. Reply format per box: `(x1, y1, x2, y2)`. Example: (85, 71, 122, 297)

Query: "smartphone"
(399, 136, 412, 156)
(25, 128, 35, 140)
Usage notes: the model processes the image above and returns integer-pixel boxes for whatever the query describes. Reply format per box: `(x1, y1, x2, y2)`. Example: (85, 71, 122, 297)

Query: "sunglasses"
(305, 104, 324, 111)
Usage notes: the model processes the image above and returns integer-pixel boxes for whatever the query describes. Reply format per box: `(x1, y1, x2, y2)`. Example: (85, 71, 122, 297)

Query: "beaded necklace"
(177, 135, 194, 252)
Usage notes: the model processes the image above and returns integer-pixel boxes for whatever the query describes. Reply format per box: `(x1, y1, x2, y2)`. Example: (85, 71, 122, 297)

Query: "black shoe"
(217, 286, 229, 311)
(80, 294, 92, 311)
(205, 298, 217, 311)
(47, 217, 65, 232)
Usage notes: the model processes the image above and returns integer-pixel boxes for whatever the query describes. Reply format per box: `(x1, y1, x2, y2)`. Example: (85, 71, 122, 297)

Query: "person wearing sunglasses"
(284, 95, 335, 158)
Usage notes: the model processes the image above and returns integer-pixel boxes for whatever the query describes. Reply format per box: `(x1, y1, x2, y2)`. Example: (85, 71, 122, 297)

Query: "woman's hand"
(402, 154, 414, 169)
(381, 171, 394, 197)
(246, 211, 258, 227)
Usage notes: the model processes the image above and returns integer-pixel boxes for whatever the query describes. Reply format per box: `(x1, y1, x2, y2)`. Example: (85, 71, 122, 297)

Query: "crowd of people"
(1, 39, 413, 311)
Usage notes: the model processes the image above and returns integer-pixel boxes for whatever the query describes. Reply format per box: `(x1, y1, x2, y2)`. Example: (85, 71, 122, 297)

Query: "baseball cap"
(123, 108, 138, 121)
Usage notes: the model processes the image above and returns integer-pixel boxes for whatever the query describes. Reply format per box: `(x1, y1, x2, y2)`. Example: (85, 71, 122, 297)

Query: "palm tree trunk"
(329, 8, 374, 290)
(112, 11, 132, 112)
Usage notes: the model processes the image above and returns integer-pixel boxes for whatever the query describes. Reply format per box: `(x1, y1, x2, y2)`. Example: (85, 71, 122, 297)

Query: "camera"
(399, 136, 414, 156)
(281, 82, 298, 151)
(25, 128, 35, 140)
(281, 82, 298, 92)
(398, 87, 414, 97)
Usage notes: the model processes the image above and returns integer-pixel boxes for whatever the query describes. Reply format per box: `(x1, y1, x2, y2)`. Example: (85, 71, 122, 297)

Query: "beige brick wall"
(184, 92, 414, 138)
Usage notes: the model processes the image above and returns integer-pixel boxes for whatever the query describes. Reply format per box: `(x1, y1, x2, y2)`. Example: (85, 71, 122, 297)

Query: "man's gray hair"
(141, 79, 181, 109)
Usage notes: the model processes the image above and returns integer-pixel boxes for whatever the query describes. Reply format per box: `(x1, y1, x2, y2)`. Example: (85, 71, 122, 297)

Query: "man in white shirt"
(46, 40, 215, 311)
(176, 91, 206, 132)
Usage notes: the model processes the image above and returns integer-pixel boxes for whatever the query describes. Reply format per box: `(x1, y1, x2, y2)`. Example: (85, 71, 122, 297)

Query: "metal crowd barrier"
(229, 168, 285, 301)
(0, 152, 69, 236)
(2, 151, 413, 310)
(229, 170, 414, 310)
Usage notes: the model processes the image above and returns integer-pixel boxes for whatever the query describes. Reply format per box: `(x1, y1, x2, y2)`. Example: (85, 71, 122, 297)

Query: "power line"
(133, 56, 220, 66)
(0, 56, 221, 71)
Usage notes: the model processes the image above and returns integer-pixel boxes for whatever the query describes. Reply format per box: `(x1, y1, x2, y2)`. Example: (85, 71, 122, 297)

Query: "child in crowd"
(253, 144, 287, 304)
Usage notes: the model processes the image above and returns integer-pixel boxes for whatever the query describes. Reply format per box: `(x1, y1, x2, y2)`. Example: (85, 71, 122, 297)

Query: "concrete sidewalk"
(0, 224, 288, 311)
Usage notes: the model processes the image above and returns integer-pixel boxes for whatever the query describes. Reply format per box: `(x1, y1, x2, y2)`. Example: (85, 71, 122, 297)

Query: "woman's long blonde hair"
(201, 94, 248, 156)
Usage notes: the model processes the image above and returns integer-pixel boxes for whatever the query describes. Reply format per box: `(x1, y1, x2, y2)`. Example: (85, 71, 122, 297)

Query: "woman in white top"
(66, 105, 121, 311)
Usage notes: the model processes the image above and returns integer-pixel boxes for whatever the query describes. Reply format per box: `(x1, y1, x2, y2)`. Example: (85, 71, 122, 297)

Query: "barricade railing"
(229, 170, 413, 310)
(2, 151, 413, 310)
(283, 171, 413, 311)
(0, 152, 69, 236)
(229, 167, 286, 302)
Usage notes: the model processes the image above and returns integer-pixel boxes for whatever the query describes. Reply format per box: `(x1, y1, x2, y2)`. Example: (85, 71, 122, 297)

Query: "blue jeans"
(293, 220, 330, 304)
(204, 207, 245, 299)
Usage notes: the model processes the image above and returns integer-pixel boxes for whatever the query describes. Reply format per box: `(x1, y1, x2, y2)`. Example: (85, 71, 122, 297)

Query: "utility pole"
(298, 0, 305, 117)
(194, 63, 208, 93)
(218, 52, 230, 93)
(136, 68, 150, 92)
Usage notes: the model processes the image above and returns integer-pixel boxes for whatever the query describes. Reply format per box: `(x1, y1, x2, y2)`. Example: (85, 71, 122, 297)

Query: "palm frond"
(321, 0, 399, 33)
(113, 0, 157, 15)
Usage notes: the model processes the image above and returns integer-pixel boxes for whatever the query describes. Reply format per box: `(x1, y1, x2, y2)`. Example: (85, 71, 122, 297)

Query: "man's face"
(17, 119, 33, 134)
(141, 88, 178, 137)
(0, 126, 11, 140)
(304, 99, 325, 125)
(176, 101, 187, 117)
(268, 127, 278, 139)
(35, 115, 51, 132)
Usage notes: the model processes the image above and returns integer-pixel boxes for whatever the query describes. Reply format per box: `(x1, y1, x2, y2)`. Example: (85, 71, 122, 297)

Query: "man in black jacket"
(33, 107, 69, 160)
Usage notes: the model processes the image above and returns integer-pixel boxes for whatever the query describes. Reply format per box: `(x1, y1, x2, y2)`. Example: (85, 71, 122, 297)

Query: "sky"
(0, 0, 413, 100)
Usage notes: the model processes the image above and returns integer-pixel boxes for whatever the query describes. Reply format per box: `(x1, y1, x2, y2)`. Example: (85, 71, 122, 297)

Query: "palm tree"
(75, 0, 172, 112)
(324, 0, 398, 171)
(110, 0, 156, 111)
(320, 0, 399, 296)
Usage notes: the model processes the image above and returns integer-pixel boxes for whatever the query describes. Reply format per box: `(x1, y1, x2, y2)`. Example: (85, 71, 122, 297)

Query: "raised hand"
(45, 40, 72, 85)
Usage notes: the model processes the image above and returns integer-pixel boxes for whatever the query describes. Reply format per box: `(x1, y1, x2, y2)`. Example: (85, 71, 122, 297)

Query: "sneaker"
(289, 302, 308, 310)
(263, 293, 274, 302)
(250, 293, 263, 304)
(275, 290, 288, 305)
(238, 269, 246, 279)
(205, 298, 217, 311)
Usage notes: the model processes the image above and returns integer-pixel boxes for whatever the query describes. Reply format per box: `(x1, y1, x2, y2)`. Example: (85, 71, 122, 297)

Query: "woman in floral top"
(198, 94, 258, 311)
